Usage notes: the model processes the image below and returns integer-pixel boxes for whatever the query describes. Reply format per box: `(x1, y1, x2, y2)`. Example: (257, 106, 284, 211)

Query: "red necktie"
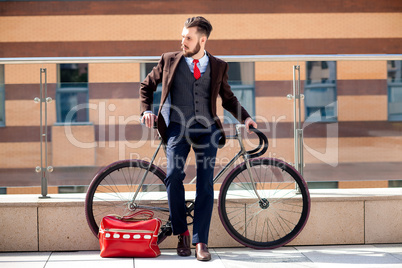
(193, 59, 201, 80)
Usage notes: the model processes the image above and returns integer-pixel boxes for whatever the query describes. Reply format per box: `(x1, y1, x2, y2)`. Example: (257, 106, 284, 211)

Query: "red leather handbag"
(99, 210, 161, 258)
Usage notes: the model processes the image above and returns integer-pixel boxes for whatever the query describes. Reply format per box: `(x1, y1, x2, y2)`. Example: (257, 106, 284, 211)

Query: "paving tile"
(135, 249, 225, 268)
(296, 245, 402, 268)
(2, 245, 402, 268)
(0, 252, 51, 268)
(45, 251, 133, 268)
(374, 244, 402, 262)
(213, 247, 314, 268)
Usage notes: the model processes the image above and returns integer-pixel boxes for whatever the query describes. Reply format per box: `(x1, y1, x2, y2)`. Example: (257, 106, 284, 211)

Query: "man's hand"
(141, 112, 158, 128)
(245, 117, 257, 133)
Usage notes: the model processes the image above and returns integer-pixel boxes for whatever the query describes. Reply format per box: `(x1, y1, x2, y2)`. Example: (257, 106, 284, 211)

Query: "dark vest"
(169, 57, 214, 127)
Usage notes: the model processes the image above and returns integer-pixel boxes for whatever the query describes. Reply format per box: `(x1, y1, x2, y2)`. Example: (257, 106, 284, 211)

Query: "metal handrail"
(1, 54, 402, 64)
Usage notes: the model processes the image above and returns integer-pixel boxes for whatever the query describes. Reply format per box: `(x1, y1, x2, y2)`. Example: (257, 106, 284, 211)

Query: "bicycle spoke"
(253, 215, 259, 242)
(275, 211, 297, 229)
(219, 158, 310, 249)
(121, 167, 131, 194)
(86, 160, 170, 241)
(103, 173, 126, 201)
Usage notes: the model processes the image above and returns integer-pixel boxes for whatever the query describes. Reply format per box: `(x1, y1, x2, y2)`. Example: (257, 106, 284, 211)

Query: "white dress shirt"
(184, 50, 209, 76)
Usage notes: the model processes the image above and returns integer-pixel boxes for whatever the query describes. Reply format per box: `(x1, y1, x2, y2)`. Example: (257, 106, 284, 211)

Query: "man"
(140, 16, 256, 261)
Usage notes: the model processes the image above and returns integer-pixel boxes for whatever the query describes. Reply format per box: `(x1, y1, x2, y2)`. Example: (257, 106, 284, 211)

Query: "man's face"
(181, 27, 202, 58)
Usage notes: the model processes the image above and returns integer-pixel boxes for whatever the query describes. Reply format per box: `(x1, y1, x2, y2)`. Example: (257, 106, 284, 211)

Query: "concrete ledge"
(0, 188, 401, 252)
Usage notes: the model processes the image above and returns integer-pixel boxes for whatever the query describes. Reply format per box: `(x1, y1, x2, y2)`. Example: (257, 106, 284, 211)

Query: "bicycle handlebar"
(246, 126, 269, 158)
(141, 119, 268, 157)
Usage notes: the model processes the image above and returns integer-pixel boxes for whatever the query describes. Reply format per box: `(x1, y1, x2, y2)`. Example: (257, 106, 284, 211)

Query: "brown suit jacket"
(139, 51, 251, 147)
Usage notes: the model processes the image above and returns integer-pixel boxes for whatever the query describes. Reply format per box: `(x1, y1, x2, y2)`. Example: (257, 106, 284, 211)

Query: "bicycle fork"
(237, 129, 269, 209)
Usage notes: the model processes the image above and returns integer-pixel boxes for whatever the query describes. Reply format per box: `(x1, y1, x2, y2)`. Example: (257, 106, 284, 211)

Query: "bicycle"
(85, 124, 310, 249)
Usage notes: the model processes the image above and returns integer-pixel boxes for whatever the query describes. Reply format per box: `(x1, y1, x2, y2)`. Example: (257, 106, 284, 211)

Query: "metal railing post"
(287, 65, 304, 176)
(35, 68, 53, 198)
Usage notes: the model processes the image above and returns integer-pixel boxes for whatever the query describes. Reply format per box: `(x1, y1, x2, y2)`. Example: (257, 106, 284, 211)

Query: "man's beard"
(182, 42, 201, 58)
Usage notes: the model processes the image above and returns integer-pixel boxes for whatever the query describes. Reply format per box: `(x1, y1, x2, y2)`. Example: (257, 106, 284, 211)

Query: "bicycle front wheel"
(218, 158, 310, 249)
(85, 160, 169, 240)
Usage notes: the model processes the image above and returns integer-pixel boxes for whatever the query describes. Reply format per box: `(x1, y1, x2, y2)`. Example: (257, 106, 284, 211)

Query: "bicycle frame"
(130, 124, 263, 205)
(86, 122, 310, 248)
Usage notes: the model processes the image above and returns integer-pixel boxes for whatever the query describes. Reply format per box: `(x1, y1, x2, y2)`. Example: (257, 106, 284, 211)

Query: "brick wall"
(0, 0, 401, 191)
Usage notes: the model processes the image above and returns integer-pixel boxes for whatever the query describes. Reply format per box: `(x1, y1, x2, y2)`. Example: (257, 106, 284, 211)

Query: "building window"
(387, 61, 402, 121)
(0, 65, 4, 127)
(56, 64, 89, 123)
(304, 61, 337, 122)
(141, 63, 162, 115)
(224, 62, 255, 124)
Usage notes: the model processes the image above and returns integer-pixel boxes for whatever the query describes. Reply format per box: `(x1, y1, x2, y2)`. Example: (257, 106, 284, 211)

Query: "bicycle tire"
(85, 159, 171, 243)
(218, 157, 310, 249)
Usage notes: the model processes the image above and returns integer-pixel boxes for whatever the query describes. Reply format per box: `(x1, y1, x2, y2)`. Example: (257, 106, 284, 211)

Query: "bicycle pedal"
(161, 225, 173, 236)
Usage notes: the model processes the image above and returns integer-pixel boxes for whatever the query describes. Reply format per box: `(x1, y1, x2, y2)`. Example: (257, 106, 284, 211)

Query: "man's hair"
(184, 16, 213, 39)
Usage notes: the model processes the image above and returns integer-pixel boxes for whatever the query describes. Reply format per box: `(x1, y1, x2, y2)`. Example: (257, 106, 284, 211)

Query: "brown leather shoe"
(195, 243, 211, 261)
(177, 235, 191, 256)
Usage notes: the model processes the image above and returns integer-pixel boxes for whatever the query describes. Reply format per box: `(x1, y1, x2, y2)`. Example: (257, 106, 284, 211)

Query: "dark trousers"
(164, 122, 221, 245)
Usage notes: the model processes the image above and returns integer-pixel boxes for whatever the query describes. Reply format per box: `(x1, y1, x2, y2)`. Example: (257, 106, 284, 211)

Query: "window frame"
(0, 65, 5, 127)
(387, 60, 402, 121)
(141, 63, 162, 115)
(223, 83, 255, 124)
(55, 64, 90, 124)
(223, 62, 255, 124)
(304, 61, 338, 123)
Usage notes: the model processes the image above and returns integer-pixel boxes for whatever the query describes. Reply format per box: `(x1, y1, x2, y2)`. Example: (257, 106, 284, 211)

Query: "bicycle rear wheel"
(218, 158, 310, 249)
(85, 160, 170, 243)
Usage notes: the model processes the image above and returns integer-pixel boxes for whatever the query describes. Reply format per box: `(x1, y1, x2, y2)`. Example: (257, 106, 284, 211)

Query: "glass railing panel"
(302, 59, 402, 188)
(0, 57, 401, 194)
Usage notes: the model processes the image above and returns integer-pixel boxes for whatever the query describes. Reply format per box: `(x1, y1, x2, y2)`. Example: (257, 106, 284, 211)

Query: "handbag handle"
(121, 210, 154, 221)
